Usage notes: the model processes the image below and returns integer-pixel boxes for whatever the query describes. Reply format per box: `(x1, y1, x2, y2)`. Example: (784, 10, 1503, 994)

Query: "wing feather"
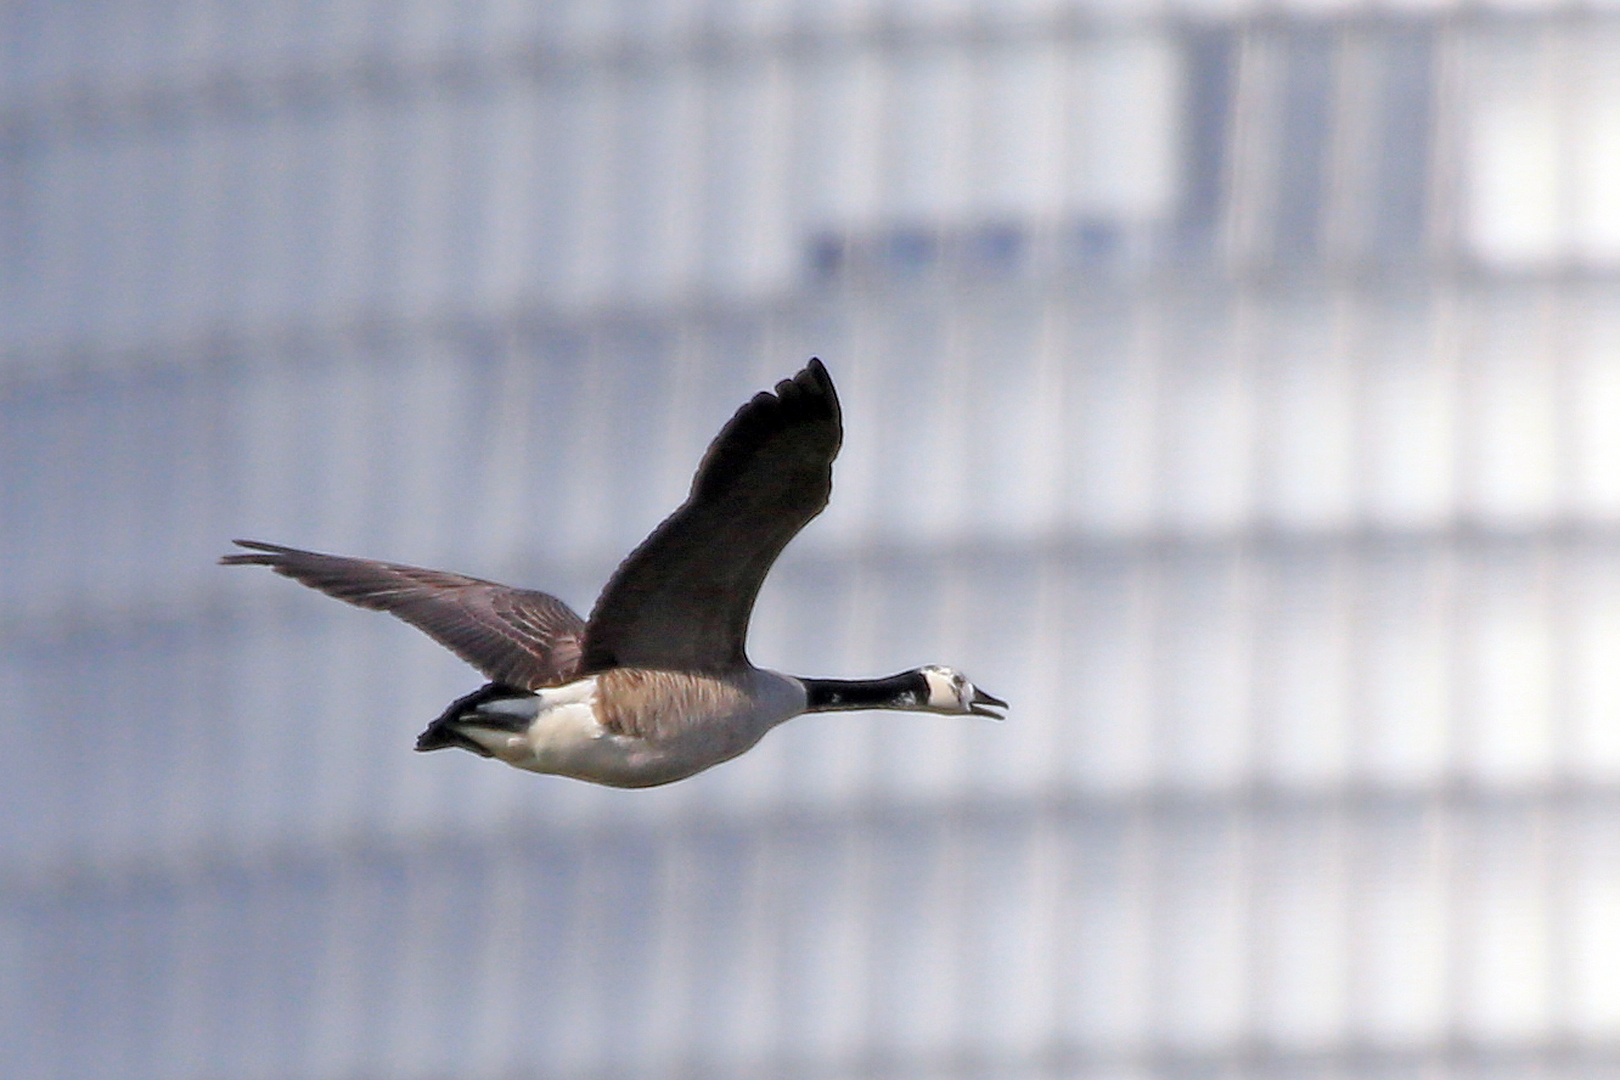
(221, 540, 585, 690)
(579, 358, 842, 673)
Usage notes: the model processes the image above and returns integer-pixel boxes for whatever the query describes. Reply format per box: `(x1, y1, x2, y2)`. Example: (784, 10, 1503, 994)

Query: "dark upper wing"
(579, 358, 842, 673)
(221, 540, 585, 690)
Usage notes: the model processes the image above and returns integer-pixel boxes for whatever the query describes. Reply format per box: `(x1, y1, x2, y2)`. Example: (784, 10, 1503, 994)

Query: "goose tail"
(416, 682, 538, 756)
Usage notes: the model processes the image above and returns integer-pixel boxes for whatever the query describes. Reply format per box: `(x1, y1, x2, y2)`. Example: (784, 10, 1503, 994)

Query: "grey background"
(6, 2, 1620, 1078)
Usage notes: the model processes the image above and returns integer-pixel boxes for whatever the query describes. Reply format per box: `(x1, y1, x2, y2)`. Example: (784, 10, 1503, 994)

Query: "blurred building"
(7, 2, 1620, 1078)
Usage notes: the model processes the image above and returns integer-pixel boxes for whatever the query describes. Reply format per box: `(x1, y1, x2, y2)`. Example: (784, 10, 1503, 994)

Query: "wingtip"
(221, 540, 260, 565)
(786, 357, 840, 425)
(801, 357, 833, 395)
(219, 538, 284, 566)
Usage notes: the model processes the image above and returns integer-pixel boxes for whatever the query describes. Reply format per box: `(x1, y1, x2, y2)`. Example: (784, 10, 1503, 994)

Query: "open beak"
(969, 687, 1008, 720)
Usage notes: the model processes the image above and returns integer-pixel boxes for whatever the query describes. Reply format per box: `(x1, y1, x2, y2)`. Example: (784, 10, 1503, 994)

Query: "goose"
(222, 358, 1005, 788)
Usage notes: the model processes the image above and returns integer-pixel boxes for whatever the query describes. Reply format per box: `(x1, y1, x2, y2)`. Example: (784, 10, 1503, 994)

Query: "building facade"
(7, 2, 1620, 1077)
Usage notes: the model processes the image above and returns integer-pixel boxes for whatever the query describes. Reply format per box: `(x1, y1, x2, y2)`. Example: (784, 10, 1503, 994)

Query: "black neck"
(802, 670, 929, 713)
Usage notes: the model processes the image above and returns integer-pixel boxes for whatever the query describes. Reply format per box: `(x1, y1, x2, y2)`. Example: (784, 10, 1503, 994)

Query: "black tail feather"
(415, 682, 533, 755)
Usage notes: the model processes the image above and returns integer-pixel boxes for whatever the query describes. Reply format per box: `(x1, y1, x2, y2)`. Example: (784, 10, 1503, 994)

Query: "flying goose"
(223, 359, 1005, 787)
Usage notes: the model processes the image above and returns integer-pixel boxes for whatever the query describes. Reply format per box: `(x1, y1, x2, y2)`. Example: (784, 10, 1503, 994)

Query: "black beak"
(969, 687, 1008, 720)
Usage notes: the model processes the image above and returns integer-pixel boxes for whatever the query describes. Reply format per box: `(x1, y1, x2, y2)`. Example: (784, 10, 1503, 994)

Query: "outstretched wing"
(579, 358, 842, 673)
(221, 540, 585, 690)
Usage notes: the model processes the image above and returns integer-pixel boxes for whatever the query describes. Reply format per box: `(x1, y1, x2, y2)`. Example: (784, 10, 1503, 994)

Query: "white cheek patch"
(923, 669, 960, 710)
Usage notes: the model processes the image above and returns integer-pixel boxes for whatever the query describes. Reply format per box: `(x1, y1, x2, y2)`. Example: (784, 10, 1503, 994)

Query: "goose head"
(918, 665, 1007, 720)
